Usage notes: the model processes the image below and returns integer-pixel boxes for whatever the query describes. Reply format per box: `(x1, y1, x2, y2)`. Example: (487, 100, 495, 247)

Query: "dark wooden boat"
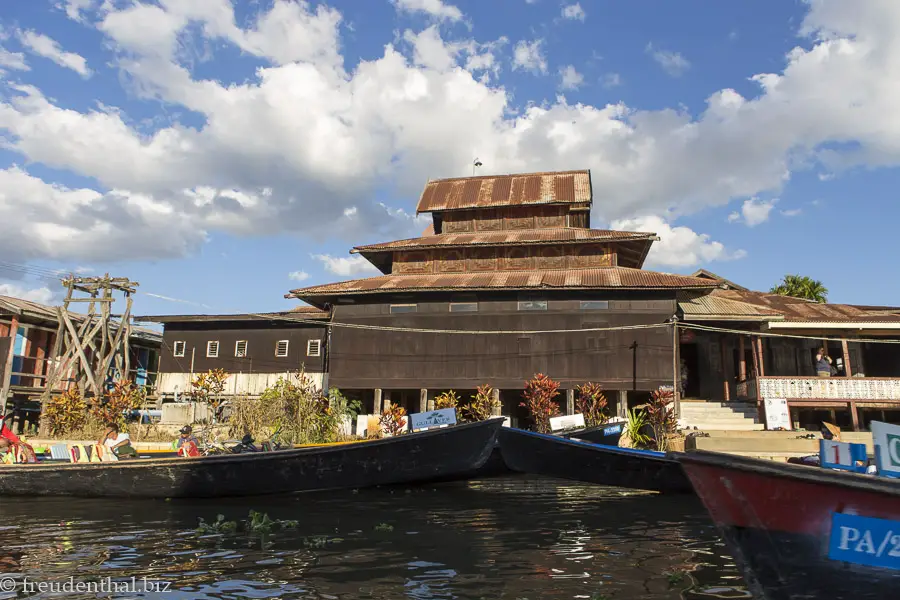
(675, 450, 900, 600)
(497, 427, 693, 494)
(0, 418, 504, 499)
(558, 421, 624, 446)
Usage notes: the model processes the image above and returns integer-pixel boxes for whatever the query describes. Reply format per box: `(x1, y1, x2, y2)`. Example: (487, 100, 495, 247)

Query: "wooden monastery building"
(135, 306, 330, 401)
(284, 169, 900, 431)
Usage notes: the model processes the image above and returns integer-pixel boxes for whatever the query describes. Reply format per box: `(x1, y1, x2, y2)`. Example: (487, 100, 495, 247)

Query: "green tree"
(770, 274, 828, 303)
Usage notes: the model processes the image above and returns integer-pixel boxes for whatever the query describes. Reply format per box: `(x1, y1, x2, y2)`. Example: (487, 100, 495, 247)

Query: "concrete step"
(689, 435, 874, 453)
(680, 403, 758, 413)
(683, 422, 766, 431)
(681, 409, 759, 419)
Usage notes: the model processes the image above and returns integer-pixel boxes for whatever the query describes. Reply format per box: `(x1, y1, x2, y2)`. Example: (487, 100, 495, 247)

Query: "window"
(275, 340, 289, 357)
(580, 301, 610, 310)
(517, 297, 547, 311)
(206, 341, 219, 358)
(449, 302, 478, 312)
(390, 304, 418, 314)
(235, 340, 248, 357)
(307, 339, 322, 357)
(172, 341, 186, 357)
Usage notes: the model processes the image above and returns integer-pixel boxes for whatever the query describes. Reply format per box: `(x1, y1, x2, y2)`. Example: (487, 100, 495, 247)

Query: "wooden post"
(426, 392, 435, 412)
(419, 388, 427, 413)
(673, 319, 681, 418)
(491, 388, 501, 416)
(617, 390, 628, 418)
(373, 388, 383, 414)
(738, 336, 747, 382)
(721, 336, 730, 401)
(0, 314, 19, 413)
(566, 389, 575, 415)
(849, 400, 860, 431)
(841, 339, 852, 377)
(756, 337, 766, 377)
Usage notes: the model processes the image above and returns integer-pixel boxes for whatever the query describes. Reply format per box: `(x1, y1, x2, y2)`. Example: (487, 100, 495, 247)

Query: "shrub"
(460, 384, 499, 423)
(433, 390, 460, 411)
(520, 373, 561, 433)
(379, 402, 407, 436)
(92, 379, 145, 429)
(191, 369, 229, 420)
(228, 371, 347, 445)
(575, 382, 608, 427)
(44, 388, 88, 436)
(644, 387, 677, 451)
(623, 408, 652, 449)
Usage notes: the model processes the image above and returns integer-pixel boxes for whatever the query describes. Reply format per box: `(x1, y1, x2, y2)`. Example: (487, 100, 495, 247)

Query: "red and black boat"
(676, 450, 900, 600)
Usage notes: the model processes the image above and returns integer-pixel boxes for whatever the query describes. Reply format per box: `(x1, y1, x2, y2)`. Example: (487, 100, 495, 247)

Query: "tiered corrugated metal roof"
(289, 267, 719, 299)
(416, 170, 592, 213)
(352, 228, 657, 254)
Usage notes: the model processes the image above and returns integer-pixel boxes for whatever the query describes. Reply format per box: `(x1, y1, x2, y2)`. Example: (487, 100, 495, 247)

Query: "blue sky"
(0, 0, 898, 314)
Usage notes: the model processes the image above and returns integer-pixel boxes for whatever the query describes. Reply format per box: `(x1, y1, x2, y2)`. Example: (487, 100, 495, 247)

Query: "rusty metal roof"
(679, 289, 900, 324)
(288, 267, 719, 300)
(352, 228, 657, 254)
(416, 170, 592, 213)
(1, 295, 162, 342)
(135, 305, 329, 324)
(677, 291, 783, 321)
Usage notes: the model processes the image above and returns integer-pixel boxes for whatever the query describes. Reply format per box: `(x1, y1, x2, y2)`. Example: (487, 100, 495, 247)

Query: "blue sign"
(819, 440, 869, 473)
(409, 408, 457, 431)
(603, 423, 623, 436)
(828, 512, 900, 571)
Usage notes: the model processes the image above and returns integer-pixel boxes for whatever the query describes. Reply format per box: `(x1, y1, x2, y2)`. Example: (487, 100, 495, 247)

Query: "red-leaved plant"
(644, 387, 677, 451)
(520, 374, 561, 433)
(379, 402, 408, 437)
(575, 382, 608, 427)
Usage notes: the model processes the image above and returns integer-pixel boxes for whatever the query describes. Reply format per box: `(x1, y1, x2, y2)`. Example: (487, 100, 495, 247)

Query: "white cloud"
(559, 65, 584, 90)
(561, 3, 586, 22)
(601, 72, 621, 88)
(4, 0, 900, 273)
(17, 30, 91, 78)
(728, 197, 777, 227)
(311, 254, 380, 277)
(781, 208, 802, 217)
(0, 282, 55, 305)
(646, 43, 690, 77)
(0, 47, 29, 73)
(392, 0, 464, 22)
(512, 39, 547, 74)
(57, 0, 96, 23)
(611, 215, 746, 268)
(288, 270, 310, 282)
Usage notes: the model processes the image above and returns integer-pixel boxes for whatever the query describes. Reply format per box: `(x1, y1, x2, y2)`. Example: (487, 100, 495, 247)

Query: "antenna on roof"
(473, 157, 482, 176)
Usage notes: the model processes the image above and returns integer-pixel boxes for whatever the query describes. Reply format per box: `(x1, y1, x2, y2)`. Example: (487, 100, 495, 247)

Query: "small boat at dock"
(0, 418, 504, 499)
(558, 421, 624, 446)
(497, 427, 693, 494)
(675, 450, 900, 600)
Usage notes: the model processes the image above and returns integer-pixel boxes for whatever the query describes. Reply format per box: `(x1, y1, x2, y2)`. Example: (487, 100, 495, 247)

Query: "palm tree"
(770, 274, 828, 303)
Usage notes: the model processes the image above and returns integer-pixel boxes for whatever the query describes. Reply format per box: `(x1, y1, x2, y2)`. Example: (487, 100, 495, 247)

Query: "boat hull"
(677, 451, 900, 600)
(0, 418, 504, 499)
(558, 422, 624, 446)
(497, 427, 693, 494)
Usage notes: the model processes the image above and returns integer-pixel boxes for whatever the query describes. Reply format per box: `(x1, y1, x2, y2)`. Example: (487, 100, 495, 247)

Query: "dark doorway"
(680, 343, 700, 398)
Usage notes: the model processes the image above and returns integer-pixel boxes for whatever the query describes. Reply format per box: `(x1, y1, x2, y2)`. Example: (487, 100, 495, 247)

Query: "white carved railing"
(758, 377, 900, 401)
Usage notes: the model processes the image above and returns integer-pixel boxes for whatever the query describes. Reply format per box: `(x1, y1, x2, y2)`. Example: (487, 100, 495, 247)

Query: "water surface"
(0, 476, 749, 599)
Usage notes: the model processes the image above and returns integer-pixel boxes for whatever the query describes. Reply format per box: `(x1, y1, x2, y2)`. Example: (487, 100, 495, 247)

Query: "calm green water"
(0, 476, 750, 599)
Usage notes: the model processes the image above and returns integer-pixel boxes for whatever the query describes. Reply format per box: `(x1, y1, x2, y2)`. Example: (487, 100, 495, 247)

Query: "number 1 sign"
(819, 439, 868, 473)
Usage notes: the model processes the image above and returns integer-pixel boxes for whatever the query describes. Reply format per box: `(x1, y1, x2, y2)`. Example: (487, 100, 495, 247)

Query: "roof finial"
(473, 157, 482, 175)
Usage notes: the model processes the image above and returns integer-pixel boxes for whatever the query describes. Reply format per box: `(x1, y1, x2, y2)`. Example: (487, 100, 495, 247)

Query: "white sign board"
(550, 413, 585, 432)
(763, 398, 791, 430)
(409, 408, 457, 431)
(871, 420, 900, 478)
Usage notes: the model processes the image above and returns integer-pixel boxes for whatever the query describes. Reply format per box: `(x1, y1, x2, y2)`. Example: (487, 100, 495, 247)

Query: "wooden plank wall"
(442, 206, 571, 233)
(393, 245, 615, 274)
(328, 297, 676, 391)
